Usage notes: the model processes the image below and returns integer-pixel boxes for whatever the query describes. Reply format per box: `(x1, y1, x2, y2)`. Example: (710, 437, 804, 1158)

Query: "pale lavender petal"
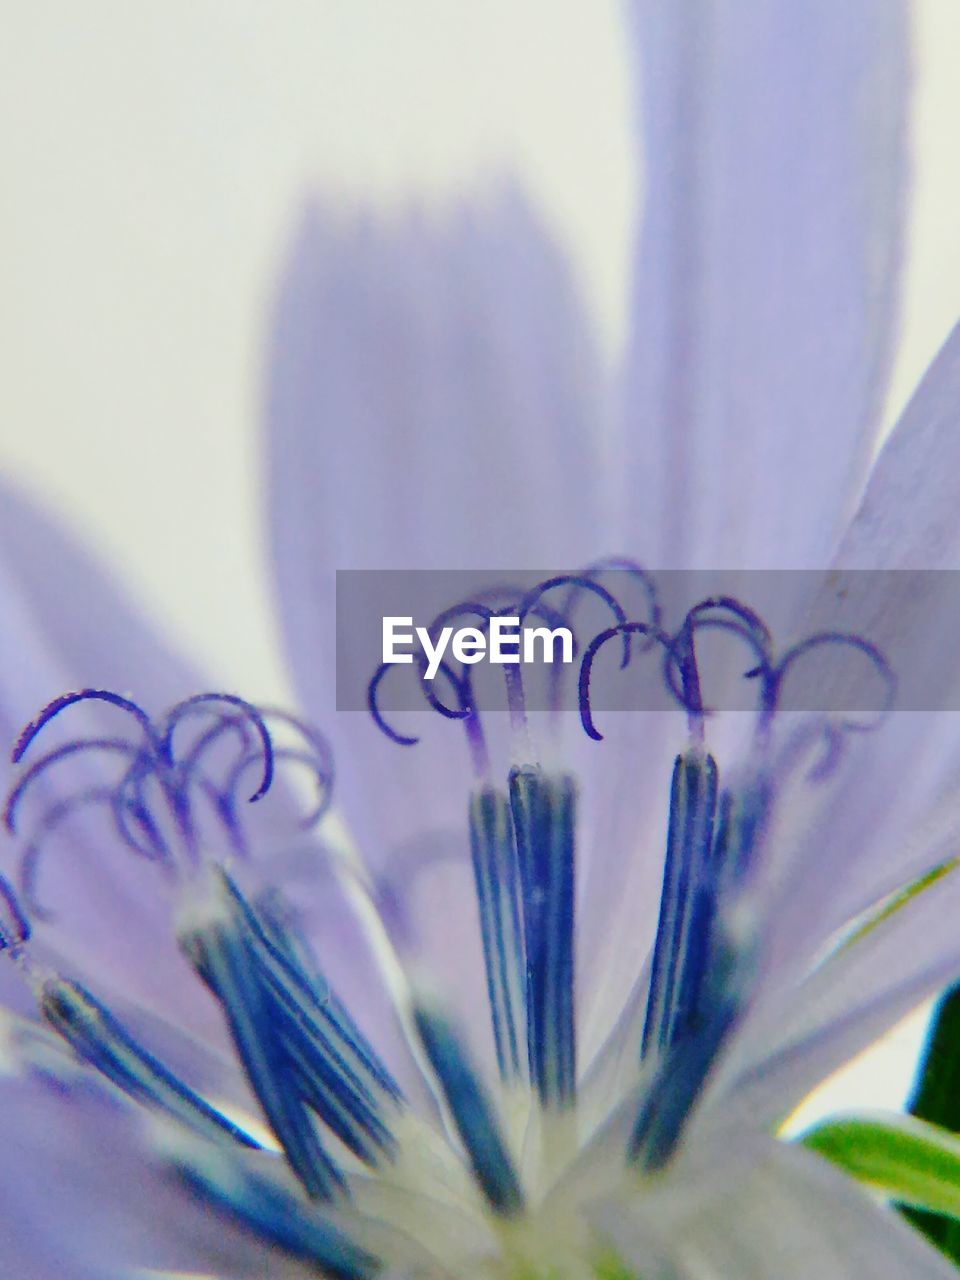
(266, 190, 608, 862)
(762, 320, 960, 986)
(598, 1136, 958, 1278)
(837, 321, 960, 570)
(0, 1071, 309, 1278)
(716, 844, 960, 1127)
(621, 0, 909, 569)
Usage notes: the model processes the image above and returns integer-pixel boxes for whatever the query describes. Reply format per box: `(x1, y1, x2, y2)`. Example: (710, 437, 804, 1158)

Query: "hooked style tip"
(5, 690, 335, 919)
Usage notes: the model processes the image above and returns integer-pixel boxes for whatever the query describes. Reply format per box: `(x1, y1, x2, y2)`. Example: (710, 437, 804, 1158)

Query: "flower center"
(0, 570, 896, 1277)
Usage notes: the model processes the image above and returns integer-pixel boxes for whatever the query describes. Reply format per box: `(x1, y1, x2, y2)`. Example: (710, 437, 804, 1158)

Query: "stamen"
(220, 874, 401, 1105)
(182, 871, 401, 1184)
(469, 787, 527, 1084)
(642, 753, 719, 1057)
(431, 593, 579, 726)
(39, 976, 261, 1148)
(712, 775, 771, 887)
(368, 571, 651, 755)
(563, 557, 660, 623)
(509, 767, 577, 1109)
(629, 977, 739, 1171)
(180, 911, 346, 1201)
(170, 1138, 380, 1279)
(412, 1002, 525, 1218)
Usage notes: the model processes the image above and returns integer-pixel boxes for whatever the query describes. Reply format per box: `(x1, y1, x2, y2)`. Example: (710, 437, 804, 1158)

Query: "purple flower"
(3, 3, 960, 1277)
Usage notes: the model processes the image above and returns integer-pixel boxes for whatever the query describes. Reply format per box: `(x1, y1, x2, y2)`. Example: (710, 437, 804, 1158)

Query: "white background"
(1, 1, 958, 1118)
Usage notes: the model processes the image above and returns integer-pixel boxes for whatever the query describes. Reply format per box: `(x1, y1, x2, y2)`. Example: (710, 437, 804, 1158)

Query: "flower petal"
(837, 322, 960, 570)
(763, 327, 960, 967)
(717, 850, 960, 1128)
(597, 1136, 958, 1278)
(620, 0, 910, 569)
(0, 1068, 311, 1278)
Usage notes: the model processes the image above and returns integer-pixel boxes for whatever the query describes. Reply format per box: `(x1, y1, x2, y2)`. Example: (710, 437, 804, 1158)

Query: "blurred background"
(1, 0, 958, 1119)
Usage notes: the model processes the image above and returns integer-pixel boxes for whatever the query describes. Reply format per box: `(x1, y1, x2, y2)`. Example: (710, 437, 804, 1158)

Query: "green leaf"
(909, 985, 960, 1134)
(800, 1111, 960, 1221)
(592, 1254, 639, 1280)
(903, 984, 960, 1260)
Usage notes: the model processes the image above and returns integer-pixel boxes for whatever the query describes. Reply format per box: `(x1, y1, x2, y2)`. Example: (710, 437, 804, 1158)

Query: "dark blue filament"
(629, 979, 739, 1171)
(508, 767, 576, 1109)
(469, 787, 526, 1084)
(367, 656, 488, 775)
(12, 689, 155, 762)
(712, 776, 771, 888)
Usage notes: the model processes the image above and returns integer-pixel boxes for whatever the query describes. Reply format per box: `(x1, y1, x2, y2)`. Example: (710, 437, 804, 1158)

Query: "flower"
(3, 2, 960, 1278)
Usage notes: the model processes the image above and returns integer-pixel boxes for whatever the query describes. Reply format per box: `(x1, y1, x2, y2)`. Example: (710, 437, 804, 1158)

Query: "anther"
(469, 787, 526, 1084)
(39, 976, 261, 1148)
(642, 753, 719, 1057)
(181, 870, 402, 1188)
(509, 767, 577, 1109)
(180, 910, 346, 1201)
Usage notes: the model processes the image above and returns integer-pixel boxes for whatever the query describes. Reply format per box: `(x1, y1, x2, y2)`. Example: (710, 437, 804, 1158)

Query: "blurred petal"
(266, 189, 607, 855)
(0, 483, 226, 1041)
(0, 1070, 310, 1278)
(621, 0, 909, 569)
(598, 1137, 958, 1278)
